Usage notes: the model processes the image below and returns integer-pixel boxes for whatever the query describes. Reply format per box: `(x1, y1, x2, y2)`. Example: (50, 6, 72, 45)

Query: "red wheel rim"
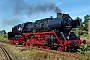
(40, 45, 43, 49)
(46, 46, 50, 50)
(58, 47, 62, 52)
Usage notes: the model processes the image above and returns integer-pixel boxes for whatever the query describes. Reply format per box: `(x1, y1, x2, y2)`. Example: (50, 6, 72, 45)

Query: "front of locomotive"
(8, 24, 24, 45)
(59, 13, 86, 52)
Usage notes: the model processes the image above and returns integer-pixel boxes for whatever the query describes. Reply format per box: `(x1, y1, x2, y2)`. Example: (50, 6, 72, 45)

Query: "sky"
(0, 0, 90, 32)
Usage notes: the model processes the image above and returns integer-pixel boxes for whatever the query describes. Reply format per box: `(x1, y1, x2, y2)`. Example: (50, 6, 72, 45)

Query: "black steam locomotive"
(8, 13, 85, 52)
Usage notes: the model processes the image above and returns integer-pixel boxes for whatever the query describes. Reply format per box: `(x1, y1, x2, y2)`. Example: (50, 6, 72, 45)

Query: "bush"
(71, 28, 88, 37)
(77, 44, 89, 60)
(77, 44, 88, 56)
(4, 34, 8, 38)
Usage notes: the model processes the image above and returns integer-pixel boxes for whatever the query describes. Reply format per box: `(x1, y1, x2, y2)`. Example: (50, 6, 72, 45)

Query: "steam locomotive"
(8, 13, 86, 52)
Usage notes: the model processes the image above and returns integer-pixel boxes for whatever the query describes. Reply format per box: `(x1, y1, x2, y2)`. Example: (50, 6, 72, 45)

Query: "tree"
(75, 17, 83, 28)
(2, 30, 6, 34)
(73, 17, 83, 36)
(83, 15, 90, 31)
(0, 30, 6, 36)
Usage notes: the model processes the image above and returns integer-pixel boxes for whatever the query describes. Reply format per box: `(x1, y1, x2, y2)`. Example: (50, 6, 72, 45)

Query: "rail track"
(0, 45, 12, 60)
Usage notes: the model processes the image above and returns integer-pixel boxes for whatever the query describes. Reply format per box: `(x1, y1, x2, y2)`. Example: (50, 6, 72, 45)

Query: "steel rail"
(0, 45, 12, 60)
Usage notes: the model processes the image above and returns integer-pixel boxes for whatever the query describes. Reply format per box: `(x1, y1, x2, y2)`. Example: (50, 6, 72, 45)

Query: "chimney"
(57, 13, 63, 18)
(87, 16, 90, 34)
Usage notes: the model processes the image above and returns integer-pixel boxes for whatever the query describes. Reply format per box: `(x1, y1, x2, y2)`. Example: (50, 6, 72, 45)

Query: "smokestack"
(57, 13, 63, 18)
(87, 16, 90, 34)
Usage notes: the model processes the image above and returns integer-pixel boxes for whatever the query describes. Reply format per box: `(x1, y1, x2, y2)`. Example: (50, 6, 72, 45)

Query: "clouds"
(66, 8, 90, 14)
(65, 9, 90, 21)
(65, 6, 90, 18)
(0, 15, 25, 32)
(67, 0, 85, 2)
(0, 0, 6, 5)
(1, 16, 23, 26)
(0, 2, 4, 5)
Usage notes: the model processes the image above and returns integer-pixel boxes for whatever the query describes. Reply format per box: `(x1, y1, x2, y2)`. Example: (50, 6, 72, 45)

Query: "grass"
(5, 44, 79, 60)
(6, 45, 61, 60)
(0, 35, 8, 42)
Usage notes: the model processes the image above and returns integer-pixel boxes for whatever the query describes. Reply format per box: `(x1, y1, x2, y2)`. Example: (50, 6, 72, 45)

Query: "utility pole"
(87, 16, 90, 34)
